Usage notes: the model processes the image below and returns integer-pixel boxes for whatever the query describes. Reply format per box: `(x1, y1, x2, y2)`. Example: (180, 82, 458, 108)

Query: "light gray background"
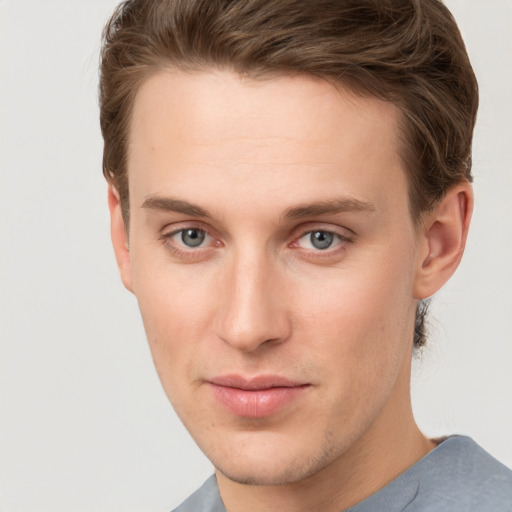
(1, 1, 511, 511)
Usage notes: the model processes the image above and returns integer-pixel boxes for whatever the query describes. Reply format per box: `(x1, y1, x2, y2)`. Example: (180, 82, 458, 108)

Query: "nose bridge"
(216, 245, 289, 352)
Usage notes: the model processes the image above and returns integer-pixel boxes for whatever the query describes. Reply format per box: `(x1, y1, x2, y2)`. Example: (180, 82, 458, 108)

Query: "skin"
(109, 70, 472, 512)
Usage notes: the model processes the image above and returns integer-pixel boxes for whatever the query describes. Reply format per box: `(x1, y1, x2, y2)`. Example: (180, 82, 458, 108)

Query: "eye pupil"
(310, 231, 334, 250)
(181, 229, 205, 247)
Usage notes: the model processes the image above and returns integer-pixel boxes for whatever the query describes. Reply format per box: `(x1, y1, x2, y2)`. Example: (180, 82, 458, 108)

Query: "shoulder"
(396, 436, 512, 511)
(348, 436, 512, 512)
(171, 475, 225, 512)
(413, 436, 512, 510)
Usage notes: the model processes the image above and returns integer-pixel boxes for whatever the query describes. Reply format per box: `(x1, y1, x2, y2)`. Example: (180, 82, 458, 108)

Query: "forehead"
(127, 70, 407, 218)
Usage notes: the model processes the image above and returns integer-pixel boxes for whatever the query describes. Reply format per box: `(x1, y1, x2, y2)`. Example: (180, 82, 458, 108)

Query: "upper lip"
(208, 374, 308, 390)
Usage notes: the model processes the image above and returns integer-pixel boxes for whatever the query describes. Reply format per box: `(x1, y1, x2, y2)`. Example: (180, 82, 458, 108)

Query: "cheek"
(300, 263, 412, 335)
(290, 265, 415, 440)
(294, 253, 416, 377)
(131, 254, 218, 388)
(132, 238, 218, 327)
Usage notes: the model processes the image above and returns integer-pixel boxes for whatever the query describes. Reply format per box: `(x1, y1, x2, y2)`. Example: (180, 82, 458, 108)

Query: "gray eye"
(181, 229, 206, 247)
(310, 231, 334, 250)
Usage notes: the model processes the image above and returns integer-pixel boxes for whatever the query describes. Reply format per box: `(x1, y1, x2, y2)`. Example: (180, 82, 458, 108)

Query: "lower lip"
(208, 383, 309, 418)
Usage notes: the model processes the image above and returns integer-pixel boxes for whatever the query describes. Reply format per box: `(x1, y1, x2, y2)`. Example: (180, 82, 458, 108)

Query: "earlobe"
(108, 185, 134, 293)
(413, 182, 473, 299)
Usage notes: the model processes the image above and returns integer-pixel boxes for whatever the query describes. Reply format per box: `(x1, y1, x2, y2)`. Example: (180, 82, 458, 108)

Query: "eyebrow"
(284, 198, 375, 219)
(141, 194, 375, 220)
(141, 196, 211, 217)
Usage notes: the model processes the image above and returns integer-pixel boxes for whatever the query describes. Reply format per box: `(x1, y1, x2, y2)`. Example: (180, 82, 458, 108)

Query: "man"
(99, 1, 512, 510)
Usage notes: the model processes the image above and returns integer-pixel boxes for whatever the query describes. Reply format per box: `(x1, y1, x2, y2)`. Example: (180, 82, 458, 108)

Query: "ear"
(413, 182, 473, 299)
(108, 185, 134, 293)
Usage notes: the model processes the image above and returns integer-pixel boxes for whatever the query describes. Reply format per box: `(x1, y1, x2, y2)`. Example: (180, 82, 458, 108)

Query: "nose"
(214, 251, 291, 353)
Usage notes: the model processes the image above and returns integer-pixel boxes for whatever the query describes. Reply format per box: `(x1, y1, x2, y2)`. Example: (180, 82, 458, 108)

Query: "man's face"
(117, 70, 425, 485)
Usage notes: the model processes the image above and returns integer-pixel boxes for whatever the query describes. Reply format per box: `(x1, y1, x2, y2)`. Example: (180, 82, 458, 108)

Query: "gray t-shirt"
(172, 436, 512, 511)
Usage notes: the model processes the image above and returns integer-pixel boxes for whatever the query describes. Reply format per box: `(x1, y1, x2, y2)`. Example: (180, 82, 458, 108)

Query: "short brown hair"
(99, 0, 478, 346)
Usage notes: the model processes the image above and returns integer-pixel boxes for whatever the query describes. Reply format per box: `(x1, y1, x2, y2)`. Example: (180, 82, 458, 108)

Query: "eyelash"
(160, 225, 353, 259)
(292, 229, 352, 253)
(161, 225, 220, 259)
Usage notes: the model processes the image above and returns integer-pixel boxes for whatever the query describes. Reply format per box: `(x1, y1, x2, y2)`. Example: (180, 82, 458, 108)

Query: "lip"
(207, 375, 310, 418)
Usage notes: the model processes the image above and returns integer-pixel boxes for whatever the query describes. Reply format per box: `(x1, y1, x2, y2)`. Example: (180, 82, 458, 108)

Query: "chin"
(204, 431, 340, 486)
(218, 468, 302, 486)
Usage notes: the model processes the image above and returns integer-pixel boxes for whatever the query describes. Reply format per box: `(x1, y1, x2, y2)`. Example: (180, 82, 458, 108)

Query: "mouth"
(207, 375, 311, 418)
